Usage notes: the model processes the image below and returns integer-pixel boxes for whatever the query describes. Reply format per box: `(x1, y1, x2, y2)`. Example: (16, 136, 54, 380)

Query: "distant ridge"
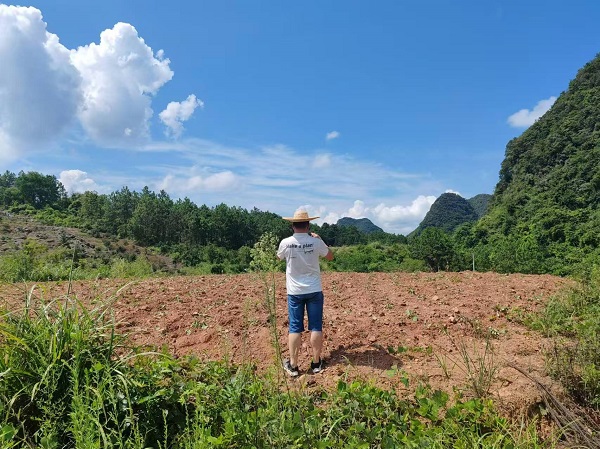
(467, 194, 492, 218)
(336, 217, 383, 234)
(411, 192, 479, 236)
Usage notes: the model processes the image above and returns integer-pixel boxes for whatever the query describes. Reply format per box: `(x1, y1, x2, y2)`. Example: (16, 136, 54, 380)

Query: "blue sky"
(2, 1, 600, 234)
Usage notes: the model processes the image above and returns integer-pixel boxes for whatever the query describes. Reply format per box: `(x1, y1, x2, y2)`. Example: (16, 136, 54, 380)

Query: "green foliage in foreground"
(0, 295, 550, 448)
(530, 268, 600, 409)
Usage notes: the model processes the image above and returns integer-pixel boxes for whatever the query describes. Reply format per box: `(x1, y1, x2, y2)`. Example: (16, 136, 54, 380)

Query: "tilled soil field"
(0, 271, 570, 416)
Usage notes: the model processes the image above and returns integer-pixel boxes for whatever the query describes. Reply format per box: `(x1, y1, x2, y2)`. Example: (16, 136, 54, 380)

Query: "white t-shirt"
(277, 233, 330, 295)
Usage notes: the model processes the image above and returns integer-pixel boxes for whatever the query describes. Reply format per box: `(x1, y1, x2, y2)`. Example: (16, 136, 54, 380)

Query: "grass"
(432, 333, 500, 400)
(0, 244, 156, 283)
(529, 268, 600, 409)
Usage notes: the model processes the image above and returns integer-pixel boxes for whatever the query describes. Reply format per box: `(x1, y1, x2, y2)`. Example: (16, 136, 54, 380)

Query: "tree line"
(0, 170, 417, 273)
(2, 170, 595, 276)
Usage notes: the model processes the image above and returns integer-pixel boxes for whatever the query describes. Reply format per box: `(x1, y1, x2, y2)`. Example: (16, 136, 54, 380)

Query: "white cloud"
(159, 94, 203, 138)
(322, 211, 341, 224)
(0, 7, 178, 155)
(507, 96, 557, 128)
(71, 22, 173, 145)
(348, 199, 367, 218)
(201, 171, 239, 190)
(159, 170, 240, 193)
(372, 195, 436, 222)
(283, 197, 436, 235)
(326, 130, 340, 141)
(312, 196, 436, 234)
(59, 169, 100, 193)
(134, 138, 443, 234)
(312, 153, 331, 168)
(0, 5, 81, 161)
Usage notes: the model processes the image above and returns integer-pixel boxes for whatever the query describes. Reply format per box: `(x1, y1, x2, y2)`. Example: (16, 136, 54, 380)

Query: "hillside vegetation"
(467, 53, 600, 275)
(402, 53, 600, 276)
(468, 193, 492, 218)
(411, 193, 479, 236)
(0, 171, 421, 280)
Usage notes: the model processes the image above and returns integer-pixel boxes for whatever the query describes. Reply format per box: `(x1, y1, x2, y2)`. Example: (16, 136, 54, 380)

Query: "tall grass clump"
(0, 287, 189, 448)
(530, 267, 600, 409)
(0, 289, 125, 446)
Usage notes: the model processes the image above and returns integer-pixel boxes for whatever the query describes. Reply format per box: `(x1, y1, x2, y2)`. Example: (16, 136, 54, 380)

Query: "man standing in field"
(277, 209, 334, 377)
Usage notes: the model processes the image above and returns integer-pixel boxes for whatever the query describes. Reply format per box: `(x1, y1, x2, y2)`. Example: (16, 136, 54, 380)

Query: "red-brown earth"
(0, 271, 571, 418)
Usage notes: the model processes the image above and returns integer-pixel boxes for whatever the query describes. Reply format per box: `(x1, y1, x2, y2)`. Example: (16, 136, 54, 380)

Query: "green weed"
(530, 270, 600, 409)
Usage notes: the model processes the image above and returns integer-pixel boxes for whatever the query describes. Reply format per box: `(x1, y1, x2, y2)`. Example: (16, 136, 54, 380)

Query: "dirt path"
(0, 271, 570, 416)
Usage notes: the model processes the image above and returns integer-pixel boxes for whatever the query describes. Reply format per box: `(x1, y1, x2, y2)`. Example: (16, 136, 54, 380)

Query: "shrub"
(109, 256, 154, 278)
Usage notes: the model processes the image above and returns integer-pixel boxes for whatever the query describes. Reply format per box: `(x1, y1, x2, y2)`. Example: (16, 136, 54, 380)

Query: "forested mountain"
(465, 53, 600, 274)
(467, 194, 491, 218)
(411, 193, 478, 236)
(337, 217, 383, 234)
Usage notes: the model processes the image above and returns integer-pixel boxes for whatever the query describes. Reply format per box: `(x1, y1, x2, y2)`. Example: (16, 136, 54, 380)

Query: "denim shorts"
(287, 291, 324, 333)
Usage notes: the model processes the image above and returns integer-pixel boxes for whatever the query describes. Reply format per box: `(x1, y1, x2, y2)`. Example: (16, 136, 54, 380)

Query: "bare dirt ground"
(0, 271, 570, 417)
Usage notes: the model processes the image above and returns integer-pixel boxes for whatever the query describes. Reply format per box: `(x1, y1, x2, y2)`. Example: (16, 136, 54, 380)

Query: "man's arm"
(310, 233, 334, 261)
(276, 242, 286, 260)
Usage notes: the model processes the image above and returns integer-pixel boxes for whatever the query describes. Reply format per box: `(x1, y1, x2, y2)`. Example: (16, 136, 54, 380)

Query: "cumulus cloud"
(0, 5, 81, 161)
(59, 169, 100, 194)
(0, 6, 179, 158)
(507, 96, 557, 128)
(292, 197, 435, 235)
(159, 94, 203, 138)
(71, 22, 173, 145)
(372, 195, 436, 223)
(325, 130, 340, 141)
(347, 200, 367, 217)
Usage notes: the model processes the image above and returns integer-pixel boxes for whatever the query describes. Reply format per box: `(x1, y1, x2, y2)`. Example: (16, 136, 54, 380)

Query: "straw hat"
(282, 209, 319, 222)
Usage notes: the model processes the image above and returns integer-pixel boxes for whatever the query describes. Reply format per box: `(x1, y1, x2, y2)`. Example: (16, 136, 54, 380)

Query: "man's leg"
(310, 331, 322, 362)
(306, 292, 324, 363)
(289, 332, 302, 367)
(287, 294, 304, 369)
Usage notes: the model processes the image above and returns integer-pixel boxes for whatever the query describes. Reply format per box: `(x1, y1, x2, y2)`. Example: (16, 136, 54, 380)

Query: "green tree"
(105, 186, 139, 237)
(410, 227, 455, 271)
(76, 191, 109, 232)
(15, 171, 66, 209)
(488, 233, 546, 274)
(129, 187, 174, 246)
(0, 171, 19, 208)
